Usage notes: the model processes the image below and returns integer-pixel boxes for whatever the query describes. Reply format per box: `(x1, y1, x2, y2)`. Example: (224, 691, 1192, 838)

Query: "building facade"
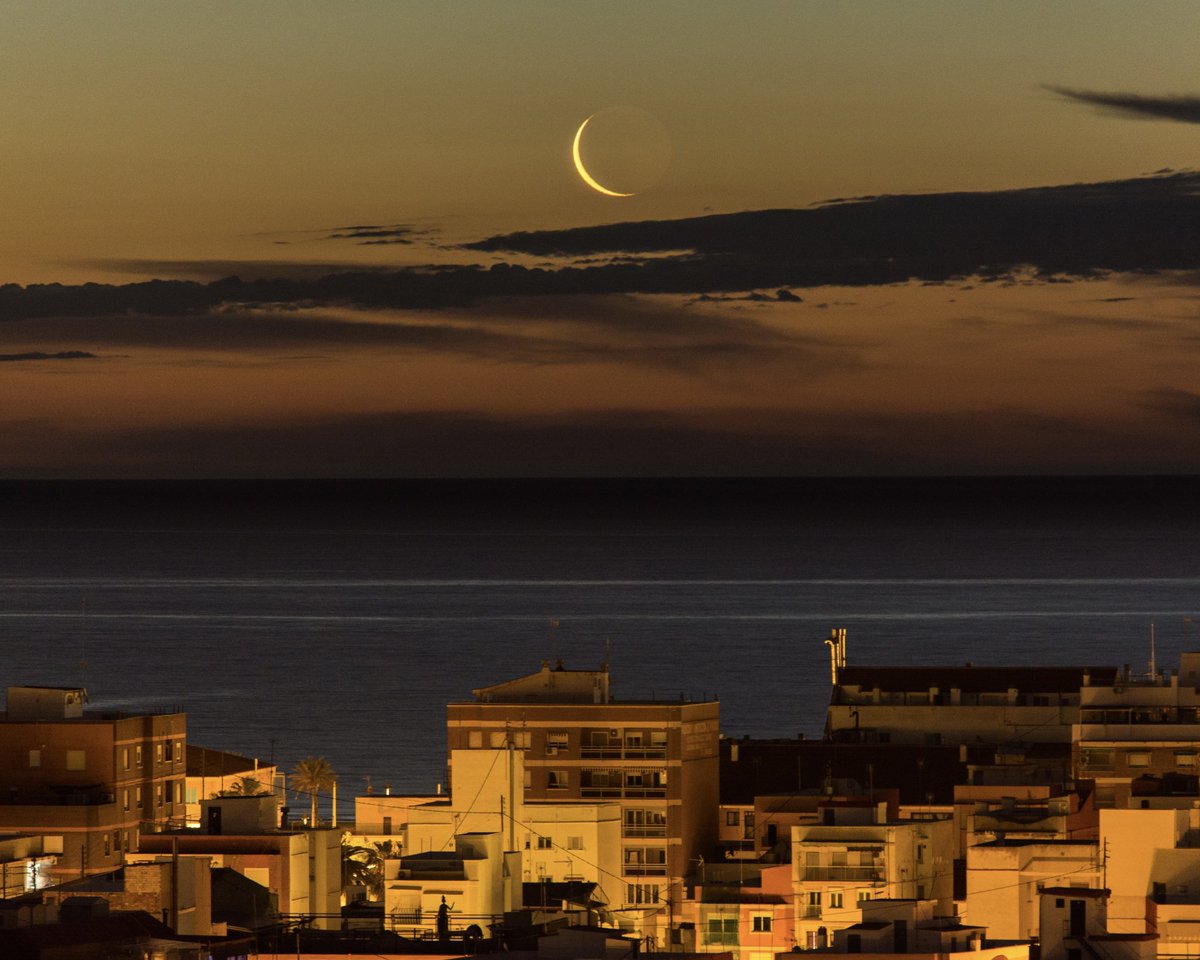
(0, 686, 186, 880)
(447, 661, 720, 925)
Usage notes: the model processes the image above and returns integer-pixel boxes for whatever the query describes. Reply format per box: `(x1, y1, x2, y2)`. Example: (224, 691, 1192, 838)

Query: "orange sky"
(2, 2, 1199, 476)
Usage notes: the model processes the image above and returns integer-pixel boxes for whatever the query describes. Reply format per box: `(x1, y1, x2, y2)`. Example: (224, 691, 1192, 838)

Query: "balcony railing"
(580, 747, 667, 760)
(623, 826, 668, 838)
(803, 906, 823, 918)
(797, 866, 884, 882)
(582, 787, 666, 799)
(624, 865, 668, 877)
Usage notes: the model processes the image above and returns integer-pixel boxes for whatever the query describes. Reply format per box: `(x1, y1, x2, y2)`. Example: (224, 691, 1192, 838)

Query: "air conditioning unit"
(610, 729, 620, 738)
(546, 747, 559, 756)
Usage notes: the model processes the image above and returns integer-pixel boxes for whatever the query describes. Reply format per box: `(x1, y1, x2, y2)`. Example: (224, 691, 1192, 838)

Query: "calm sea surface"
(1, 479, 1197, 816)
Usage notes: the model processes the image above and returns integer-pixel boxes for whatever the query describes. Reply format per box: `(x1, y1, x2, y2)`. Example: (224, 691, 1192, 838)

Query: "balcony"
(582, 787, 667, 799)
(624, 865, 669, 877)
(623, 825, 668, 838)
(580, 747, 667, 760)
(797, 866, 884, 882)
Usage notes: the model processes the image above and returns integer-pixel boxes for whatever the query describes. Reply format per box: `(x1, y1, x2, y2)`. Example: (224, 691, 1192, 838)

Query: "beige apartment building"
(0, 686, 186, 880)
(826, 664, 1116, 747)
(1073, 654, 1200, 808)
(447, 661, 720, 919)
(791, 799, 955, 949)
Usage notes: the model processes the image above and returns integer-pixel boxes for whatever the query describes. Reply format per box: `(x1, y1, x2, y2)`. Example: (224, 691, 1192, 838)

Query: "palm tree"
(292, 756, 336, 825)
(342, 843, 383, 900)
(222, 775, 266, 797)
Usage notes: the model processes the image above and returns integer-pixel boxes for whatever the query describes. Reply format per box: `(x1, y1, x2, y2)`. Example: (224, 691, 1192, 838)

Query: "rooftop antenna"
(1150, 620, 1157, 680)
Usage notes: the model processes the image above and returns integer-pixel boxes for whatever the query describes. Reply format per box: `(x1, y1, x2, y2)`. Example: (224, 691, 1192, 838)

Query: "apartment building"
(827, 663, 1116, 746)
(0, 686, 186, 880)
(447, 661, 720, 922)
(791, 799, 954, 949)
(1073, 655, 1200, 808)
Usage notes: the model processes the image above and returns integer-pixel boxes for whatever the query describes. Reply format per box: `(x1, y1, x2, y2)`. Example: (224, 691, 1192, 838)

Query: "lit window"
(66, 750, 85, 771)
(490, 731, 507, 748)
(156, 784, 163, 806)
(1127, 752, 1151, 768)
(135, 786, 142, 805)
(1177, 752, 1197, 767)
(136, 746, 143, 767)
(123, 789, 130, 810)
(468, 731, 482, 748)
(650, 730, 667, 747)
(156, 743, 163, 764)
(122, 748, 130, 770)
(28, 750, 40, 768)
(104, 833, 110, 856)
(176, 741, 183, 763)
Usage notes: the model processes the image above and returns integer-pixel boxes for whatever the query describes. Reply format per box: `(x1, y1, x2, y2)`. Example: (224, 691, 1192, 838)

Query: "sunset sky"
(3, 1, 1200, 477)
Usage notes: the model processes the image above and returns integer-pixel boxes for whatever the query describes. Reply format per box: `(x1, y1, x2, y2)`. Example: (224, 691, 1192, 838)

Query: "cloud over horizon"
(1047, 86, 1200, 124)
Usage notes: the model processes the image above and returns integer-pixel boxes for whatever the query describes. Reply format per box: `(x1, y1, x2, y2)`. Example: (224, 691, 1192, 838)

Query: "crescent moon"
(572, 116, 635, 198)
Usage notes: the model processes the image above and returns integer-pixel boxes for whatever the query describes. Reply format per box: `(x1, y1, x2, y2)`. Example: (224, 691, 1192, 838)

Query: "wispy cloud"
(0, 350, 96, 362)
(1046, 86, 1200, 124)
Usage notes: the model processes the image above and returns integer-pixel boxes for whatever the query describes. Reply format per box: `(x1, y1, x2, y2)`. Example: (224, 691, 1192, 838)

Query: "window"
(513, 731, 531, 748)
(568, 836, 584, 850)
(830, 891, 844, 909)
(524, 769, 532, 788)
(113, 830, 122, 852)
(66, 750, 85, 771)
(650, 730, 667, 748)
(706, 918, 737, 945)
(547, 732, 568, 753)
(104, 833, 110, 856)
(28, 749, 40, 768)
(135, 786, 142, 805)
(548, 770, 567, 789)
(1127, 751, 1151, 768)
(123, 789, 130, 810)
(752, 915, 772, 933)
(175, 781, 183, 804)
(468, 731, 482, 748)
(186, 786, 197, 804)
(155, 784, 163, 806)
(490, 731, 506, 748)
(726, 810, 741, 826)
(122, 748, 130, 770)
(537, 836, 552, 850)
(1177, 752, 1197, 767)
(163, 741, 173, 762)
(917, 844, 926, 863)
(626, 731, 643, 747)
(136, 746, 143, 767)
(857, 890, 872, 903)
(626, 772, 643, 787)
(382, 817, 393, 835)
(743, 812, 755, 840)
(590, 771, 610, 787)
(626, 883, 659, 905)
(156, 743, 163, 764)
(175, 741, 183, 763)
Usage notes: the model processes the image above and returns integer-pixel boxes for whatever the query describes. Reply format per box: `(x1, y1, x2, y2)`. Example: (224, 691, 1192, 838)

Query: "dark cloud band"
(1047, 86, 1200, 124)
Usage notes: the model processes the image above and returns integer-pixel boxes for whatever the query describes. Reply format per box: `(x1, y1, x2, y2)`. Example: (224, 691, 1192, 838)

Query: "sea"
(1, 477, 1197, 819)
